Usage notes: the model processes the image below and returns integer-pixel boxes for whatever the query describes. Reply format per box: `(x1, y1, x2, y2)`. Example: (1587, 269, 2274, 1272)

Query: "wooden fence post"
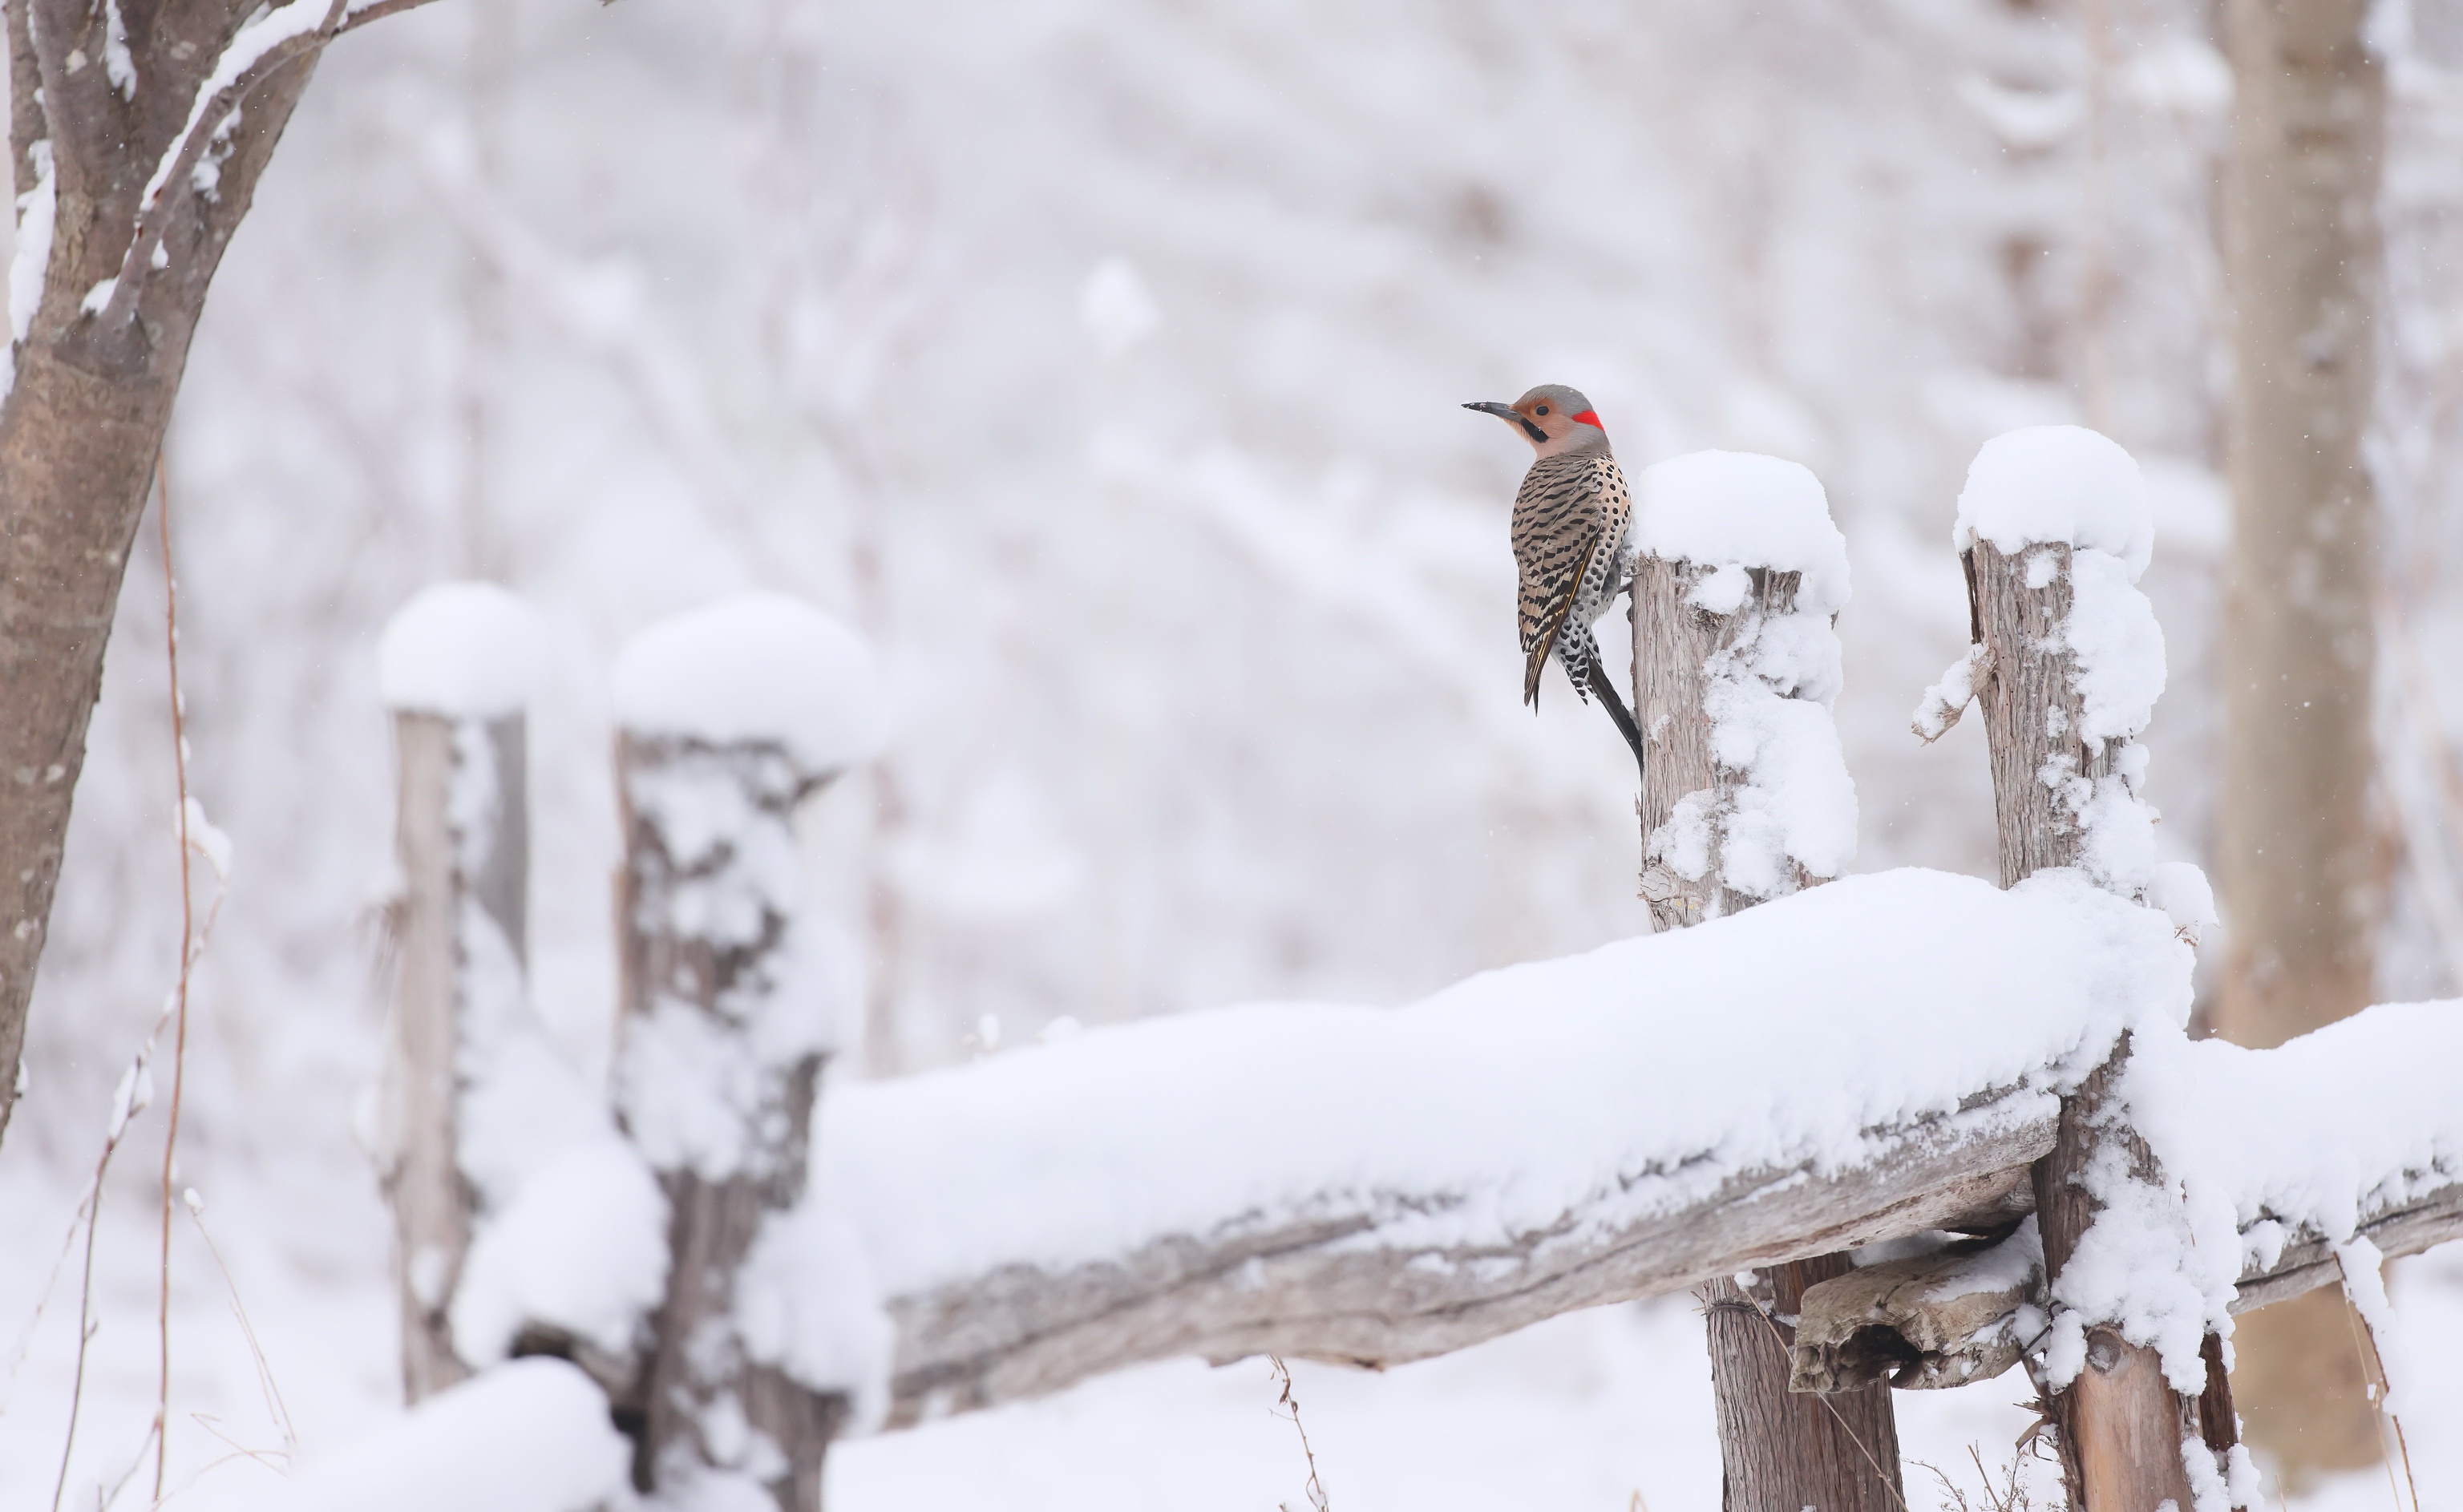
(1951, 428, 2239, 1508)
(374, 584, 540, 1403)
(1627, 454, 1897, 1512)
(611, 596, 884, 1510)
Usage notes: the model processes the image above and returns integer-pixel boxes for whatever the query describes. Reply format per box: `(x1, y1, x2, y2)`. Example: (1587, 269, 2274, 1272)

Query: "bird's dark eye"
(1535, 406, 1549, 415)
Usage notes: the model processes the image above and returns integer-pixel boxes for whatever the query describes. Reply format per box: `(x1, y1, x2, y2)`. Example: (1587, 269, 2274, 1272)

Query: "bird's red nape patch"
(1571, 410, 1603, 430)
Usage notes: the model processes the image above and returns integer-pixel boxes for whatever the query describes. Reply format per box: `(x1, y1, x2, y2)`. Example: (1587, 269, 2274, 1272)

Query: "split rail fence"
(366, 430, 2463, 1512)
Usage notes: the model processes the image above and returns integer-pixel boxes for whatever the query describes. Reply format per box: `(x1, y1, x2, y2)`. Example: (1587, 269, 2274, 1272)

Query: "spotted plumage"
(1512, 451, 1632, 707)
(1464, 383, 1646, 780)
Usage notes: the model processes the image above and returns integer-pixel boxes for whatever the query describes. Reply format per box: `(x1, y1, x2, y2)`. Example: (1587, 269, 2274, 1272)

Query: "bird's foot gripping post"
(1625, 453, 1891, 1510)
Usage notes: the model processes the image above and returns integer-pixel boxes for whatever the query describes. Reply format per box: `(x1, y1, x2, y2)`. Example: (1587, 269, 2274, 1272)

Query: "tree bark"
(1631, 555, 1903, 1511)
(0, 0, 453, 1143)
(2218, 0, 2388, 1474)
(377, 710, 528, 1401)
(1703, 1259, 1904, 1512)
(1968, 540, 2209, 1510)
(615, 732, 845, 1508)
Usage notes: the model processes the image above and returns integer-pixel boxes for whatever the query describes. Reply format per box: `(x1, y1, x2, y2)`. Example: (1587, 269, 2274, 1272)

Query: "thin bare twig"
(183, 1190, 295, 1456)
(155, 450, 195, 1502)
(2337, 1288, 2421, 1512)
(1266, 1355, 1331, 1512)
(50, 1136, 122, 1512)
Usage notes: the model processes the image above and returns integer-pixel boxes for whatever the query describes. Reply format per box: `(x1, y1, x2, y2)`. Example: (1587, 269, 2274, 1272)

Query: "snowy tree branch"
(93, 0, 348, 329)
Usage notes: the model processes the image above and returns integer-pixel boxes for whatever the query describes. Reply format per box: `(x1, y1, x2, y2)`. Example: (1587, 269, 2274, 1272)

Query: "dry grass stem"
(1267, 1354, 1331, 1512)
(156, 449, 197, 1504)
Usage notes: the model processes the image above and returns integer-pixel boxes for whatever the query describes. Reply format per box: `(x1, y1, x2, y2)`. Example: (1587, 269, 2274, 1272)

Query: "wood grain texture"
(1632, 560, 1813, 929)
(1970, 540, 2211, 1509)
(1704, 1256, 1904, 1512)
(853, 1124, 2463, 1430)
(1631, 551, 1898, 1510)
(879, 1098, 2051, 1428)
(377, 711, 527, 1403)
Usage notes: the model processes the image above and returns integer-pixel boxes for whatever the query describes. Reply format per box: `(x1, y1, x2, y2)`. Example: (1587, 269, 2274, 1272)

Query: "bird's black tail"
(1586, 659, 1648, 784)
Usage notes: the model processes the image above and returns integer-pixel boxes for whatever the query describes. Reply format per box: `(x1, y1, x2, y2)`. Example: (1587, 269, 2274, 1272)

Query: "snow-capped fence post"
(610, 596, 885, 1510)
(374, 584, 544, 1403)
(1624, 455, 1895, 1512)
(1937, 428, 2230, 1510)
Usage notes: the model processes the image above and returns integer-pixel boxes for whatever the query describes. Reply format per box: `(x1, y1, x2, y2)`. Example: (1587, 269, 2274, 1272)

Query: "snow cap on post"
(611, 593, 886, 777)
(1634, 451, 1850, 615)
(1953, 424, 2154, 580)
(378, 582, 544, 718)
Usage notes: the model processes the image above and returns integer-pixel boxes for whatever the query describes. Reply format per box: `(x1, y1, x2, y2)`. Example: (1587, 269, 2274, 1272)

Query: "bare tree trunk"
(616, 731, 845, 1508)
(1968, 539, 2226, 1508)
(0, 0, 461, 1145)
(1631, 554, 1902, 1512)
(2218, 0, 2388, 1474)
(378, 709, 528, 1401)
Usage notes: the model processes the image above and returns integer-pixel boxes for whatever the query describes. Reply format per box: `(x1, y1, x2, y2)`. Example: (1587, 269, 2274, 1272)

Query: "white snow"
(737, 1190, 898, 1431)
(140, 0, 339, 218)
(9, 139, 56, 354)
(1947, 428, 2170, 897)
(180, 1357, 629, 1512)
(820, 867, 2188, 1299)
(1080, 257, 1160, 361)
(610, 593, 887, 774)
(1911, 644, 1989, 743)
(101, 0, 135, 98)
(377, 581, 545, 718)
(1632, 450, 1852, 615)
(2147, 860, 2216, 940)
(2065, 545, 2166, 743)
(449, 896, 668, 1365)
(1632, 451, 1856, 900)
(1952, 425, 2155, 578)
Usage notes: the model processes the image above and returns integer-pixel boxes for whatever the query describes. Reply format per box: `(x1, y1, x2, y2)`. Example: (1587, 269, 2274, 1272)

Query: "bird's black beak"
(1464, 400, 1547, 446)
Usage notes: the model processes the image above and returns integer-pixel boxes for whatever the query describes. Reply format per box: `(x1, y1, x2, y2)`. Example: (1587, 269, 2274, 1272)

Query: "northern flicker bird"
(1463, 384, 1647, 779)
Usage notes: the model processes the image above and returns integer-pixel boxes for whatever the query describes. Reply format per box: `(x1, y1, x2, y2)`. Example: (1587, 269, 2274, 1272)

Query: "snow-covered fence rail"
(819, 886, 2463, 1433)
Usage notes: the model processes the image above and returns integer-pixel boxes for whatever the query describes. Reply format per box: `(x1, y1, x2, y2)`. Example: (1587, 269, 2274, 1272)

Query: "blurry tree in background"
(2217, 0, 2387, 1474)
(0, 0, 467, 1146)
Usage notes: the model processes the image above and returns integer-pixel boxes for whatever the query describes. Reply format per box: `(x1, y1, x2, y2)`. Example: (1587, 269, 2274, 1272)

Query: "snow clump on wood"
(378, 580, 545, 718)
(1635, 451, 1856, 897)
(610, 592, 886, 774)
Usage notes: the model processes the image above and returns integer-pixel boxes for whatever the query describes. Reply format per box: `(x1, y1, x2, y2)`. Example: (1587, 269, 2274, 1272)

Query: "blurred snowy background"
(6, 0, 2463, 1506)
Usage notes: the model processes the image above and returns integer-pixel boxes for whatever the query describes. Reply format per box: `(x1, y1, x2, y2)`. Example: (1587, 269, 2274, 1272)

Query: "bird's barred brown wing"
(1512, 454, 1617, 705)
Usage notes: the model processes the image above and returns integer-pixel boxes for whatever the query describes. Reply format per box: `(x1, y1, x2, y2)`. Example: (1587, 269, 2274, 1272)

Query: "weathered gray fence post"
(1935, 427, 2239, 1509)
(1625, 453, 1895, 1512)
(610, 595, 884, 1510)
(374, 582, 542, 1402)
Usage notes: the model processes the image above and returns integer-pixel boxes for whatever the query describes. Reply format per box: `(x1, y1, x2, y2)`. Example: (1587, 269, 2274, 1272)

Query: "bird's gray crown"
(1516, 383, 1595, 418)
